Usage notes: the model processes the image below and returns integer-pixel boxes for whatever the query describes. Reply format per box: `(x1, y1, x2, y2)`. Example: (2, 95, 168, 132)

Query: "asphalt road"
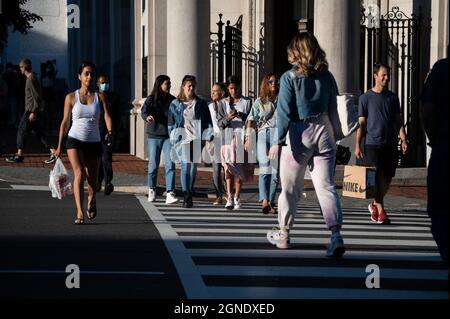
(0, 180, 447, 302)
(0, 181, 185, 299)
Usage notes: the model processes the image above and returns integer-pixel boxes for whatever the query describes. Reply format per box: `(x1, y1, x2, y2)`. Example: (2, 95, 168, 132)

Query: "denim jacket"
(275, 69, 337, 144)
(168, 98, 213, 145)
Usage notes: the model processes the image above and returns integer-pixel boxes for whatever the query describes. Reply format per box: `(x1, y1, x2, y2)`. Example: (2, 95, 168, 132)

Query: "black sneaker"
(6, 154, 24, 163)
(104, 183, 114, 195)
(44, 154, 56, 164)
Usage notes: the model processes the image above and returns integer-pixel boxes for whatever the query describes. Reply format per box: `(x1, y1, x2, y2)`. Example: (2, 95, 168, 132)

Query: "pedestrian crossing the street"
(138, 197, 448, 299)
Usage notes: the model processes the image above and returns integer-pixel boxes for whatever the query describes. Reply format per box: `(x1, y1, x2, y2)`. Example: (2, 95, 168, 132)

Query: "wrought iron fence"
(360, 6, 424, 167)
(211, 14, 261, 100)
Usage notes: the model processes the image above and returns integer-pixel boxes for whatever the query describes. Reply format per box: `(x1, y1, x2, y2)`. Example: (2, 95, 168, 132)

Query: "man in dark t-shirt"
(355, 63, 408, 225)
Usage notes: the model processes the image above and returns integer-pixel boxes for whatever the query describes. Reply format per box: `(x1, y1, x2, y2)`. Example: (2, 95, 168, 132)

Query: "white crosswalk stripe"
(139, 197, 448, 299)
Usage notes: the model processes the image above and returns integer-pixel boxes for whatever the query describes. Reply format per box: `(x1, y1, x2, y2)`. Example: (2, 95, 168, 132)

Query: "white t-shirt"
(224, 97, 251, 131)
(182, 100, 197, 144)
(208, 100, 224, 134)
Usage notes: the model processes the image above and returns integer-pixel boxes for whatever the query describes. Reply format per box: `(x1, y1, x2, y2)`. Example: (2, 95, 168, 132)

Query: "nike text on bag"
(342, 165, 376, 199)
(49, 158, 73, 199)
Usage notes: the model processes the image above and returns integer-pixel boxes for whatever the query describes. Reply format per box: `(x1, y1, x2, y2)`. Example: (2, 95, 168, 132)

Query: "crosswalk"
(138, 196, 448, 299)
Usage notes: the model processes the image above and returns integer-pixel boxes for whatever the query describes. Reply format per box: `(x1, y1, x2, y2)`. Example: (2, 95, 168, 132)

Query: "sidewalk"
(0, 152, 428, 205)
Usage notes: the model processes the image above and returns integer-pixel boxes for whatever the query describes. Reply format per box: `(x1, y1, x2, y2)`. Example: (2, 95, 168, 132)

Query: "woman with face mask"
(141, 75, 178, 204)
(168, 75, 213, 208)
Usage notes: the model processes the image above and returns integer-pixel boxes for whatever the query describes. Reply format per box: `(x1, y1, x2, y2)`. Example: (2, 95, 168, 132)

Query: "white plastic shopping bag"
(49, 158, 73, 199)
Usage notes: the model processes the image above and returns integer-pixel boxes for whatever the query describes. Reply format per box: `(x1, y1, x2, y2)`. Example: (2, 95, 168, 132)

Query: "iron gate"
(360, 6, 424, 167)
(211, 14, 261, 100)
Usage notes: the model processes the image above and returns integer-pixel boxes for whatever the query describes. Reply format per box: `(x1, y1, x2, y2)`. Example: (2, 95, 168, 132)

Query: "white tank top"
(68, 90, 101, 142)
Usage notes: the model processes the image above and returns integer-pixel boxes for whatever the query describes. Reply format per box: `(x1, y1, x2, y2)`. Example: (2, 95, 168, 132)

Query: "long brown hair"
(150, 75, 171, 106)
(259, 73, 279, 102)
(287, 32, 329, 77)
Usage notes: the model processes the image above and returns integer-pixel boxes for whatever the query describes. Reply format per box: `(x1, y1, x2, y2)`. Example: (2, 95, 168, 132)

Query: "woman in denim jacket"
(168, 75, 212, 208)
(266, 33, 345, 258)
(245, 73, 280, 215)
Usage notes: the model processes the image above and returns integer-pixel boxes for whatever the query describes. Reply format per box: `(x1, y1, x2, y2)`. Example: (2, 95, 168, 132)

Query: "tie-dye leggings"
(277, 114, 343, 230)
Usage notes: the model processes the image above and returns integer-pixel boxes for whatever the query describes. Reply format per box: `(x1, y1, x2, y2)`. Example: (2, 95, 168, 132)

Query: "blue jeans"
(257, 129, 279, 203)
(147, 137, 175, 192)
(180, 141, 198, 192)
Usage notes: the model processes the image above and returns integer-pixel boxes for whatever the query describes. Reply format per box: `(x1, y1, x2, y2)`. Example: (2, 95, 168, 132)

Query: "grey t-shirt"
(358, 90, 401, 146)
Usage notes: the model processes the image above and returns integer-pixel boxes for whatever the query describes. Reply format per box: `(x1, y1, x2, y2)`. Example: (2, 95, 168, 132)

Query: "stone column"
(167, 0, 211, 98)
(314, 0, 361, 163)
(314, 0, 360, 94)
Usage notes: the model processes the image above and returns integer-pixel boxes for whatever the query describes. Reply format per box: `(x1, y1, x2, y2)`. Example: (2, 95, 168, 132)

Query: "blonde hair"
(287, 32, 329, 77)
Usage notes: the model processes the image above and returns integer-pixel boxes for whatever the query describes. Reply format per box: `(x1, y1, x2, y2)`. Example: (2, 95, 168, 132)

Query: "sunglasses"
(268, 79, 279, 85)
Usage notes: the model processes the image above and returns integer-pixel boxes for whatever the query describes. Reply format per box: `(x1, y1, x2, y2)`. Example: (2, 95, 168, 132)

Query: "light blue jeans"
(180, 141, 198, 192)
(147, 137, 175, 192)
(278, 114, 342, 230)
(257, 128, 279, 204)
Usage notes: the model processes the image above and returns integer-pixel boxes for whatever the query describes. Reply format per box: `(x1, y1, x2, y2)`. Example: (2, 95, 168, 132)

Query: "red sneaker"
(377, 210, 391, 224)
(368, 203, 378, 223)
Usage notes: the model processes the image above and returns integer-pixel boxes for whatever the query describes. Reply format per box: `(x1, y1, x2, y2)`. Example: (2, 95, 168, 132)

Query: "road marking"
(136, 195, 210, 299)
(205, 287, 449, 299)
(10, 185, 49, 191)
(0, 270, 165, 275)
(179, 235, 438, 247)
(197, 265, 448, 280)
(173, 227, 434, 238)
(187, 248, 442, 261)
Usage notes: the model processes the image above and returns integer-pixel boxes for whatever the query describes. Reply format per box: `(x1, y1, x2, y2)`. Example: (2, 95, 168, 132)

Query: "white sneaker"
(225, 197, 234, 210)
(233, 197, 241, 210)
(165, 191, 179, 204)
(266, 228, 290, 249)
(148, 188, 156, 202)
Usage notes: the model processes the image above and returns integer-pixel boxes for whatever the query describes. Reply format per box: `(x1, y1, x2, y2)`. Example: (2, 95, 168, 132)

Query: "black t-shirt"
(358, 90, 401, 147)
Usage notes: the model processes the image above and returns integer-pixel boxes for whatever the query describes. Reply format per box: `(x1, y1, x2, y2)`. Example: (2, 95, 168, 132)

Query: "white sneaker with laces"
(326, 232, 346, 258)
(165, 191, 179, 204)
(233, 197, 241, 210)
(225, 197, 234, 210)
(266, 228, 290, 249)
(148, 188, 156, 202)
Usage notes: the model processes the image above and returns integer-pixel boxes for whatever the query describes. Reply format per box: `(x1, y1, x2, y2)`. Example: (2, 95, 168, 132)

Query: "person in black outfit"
(96, 74, 120, 195)
(420, 56, 449, 269)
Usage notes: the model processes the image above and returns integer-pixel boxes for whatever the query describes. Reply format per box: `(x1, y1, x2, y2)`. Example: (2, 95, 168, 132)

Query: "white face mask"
(99, 83, 110, 92)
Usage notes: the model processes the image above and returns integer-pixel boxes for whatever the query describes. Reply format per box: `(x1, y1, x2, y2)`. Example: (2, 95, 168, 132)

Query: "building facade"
(2, 0, 447, 165)
(131, 0, 448, 166)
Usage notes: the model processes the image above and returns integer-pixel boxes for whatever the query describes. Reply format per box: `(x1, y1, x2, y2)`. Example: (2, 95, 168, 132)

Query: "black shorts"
(363, 145, 398, 178)
(66, 137, 102, 159)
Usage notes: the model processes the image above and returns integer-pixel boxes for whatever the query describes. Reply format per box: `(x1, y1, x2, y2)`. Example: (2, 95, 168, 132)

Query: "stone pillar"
(314, 0, 360, 94)
(314, 0, 361, 162)
(167, 0, 211, 98)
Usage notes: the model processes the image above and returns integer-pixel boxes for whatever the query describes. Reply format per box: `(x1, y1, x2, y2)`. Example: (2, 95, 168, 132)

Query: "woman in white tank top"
(54, 62, 113, 225)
